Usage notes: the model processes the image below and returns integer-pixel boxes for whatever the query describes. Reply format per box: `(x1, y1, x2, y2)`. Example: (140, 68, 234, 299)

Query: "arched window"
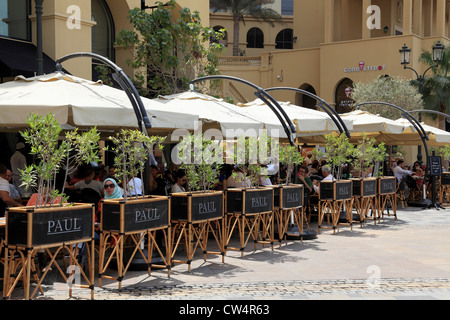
(295, 84, 317, 110)
(247, 27, 264, 48)
(212, 25, 228, 46)
(335, 78, 355, 114)
(275, 29, 293, 49)
(0, 0, 31, 41)
(91, 0, 115, 78)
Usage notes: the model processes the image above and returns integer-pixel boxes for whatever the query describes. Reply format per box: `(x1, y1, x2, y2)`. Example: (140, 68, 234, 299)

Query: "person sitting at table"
(393, 159, 413, 198)
(412, 161, 424, 188)
(65, 164, 104, 199)
(312, 165, 334, 194)
(0, 164, 21, 217)
(226, 166, 251, 188)
(171, 169, 187, 193)
(127, 176, 143, 197)
(296, 165, 314, 195)
(5, 169, 20, 200)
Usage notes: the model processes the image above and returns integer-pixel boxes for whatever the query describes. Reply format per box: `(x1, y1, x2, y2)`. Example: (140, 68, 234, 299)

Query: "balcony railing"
(219, 56, 262, 67)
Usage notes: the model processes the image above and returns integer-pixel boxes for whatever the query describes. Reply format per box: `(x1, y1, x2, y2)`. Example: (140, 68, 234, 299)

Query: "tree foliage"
(417, 44, 450, 129)
(114, 0, 225, 98)
(351, 76, 423, 120)
(20, 113, 100, 208)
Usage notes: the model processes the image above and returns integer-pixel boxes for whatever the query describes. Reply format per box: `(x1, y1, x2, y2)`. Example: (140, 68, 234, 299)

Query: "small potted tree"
(351, 133, 387, 224)
(170, 133, 225, 270)
(272, 145, 306, 244)
(98, 129, 170, 289)
(224, 133, 276, 255)
(4, 113, 99, 300)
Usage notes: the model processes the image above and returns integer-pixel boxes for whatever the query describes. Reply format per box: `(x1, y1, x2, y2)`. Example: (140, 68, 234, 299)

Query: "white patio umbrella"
(150, 91, 264, 138)
(236, 98, 354, 142)
(0, 72, 198, 133)
(339, 110, 408, 144)
(392, 118, 450, 146)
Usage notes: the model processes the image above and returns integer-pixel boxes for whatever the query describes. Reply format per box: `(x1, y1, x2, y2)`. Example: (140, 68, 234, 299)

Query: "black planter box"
(171, 191, 223, 222)
(102, 196, 170, 234)
(225, 187, 274, 215)
(319, 180, 353, 201)
(441, 172, 450, 186)
(6, 203, 94, 248)
(273, 184, 304, 209)
(351, 178, 377, 197)
(377, 177, 397, 195)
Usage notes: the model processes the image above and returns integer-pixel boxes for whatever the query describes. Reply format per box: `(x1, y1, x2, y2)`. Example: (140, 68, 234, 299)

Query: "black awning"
(0, 37, 58, 78)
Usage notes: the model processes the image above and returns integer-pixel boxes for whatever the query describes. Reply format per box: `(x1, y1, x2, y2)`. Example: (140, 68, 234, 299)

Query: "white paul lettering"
(198, 202, 217, 214)
(47, 218, 81, 235)
(251, 197, 268, 208)
(135, 208, 160, 223)
(286, 192, 299, 203)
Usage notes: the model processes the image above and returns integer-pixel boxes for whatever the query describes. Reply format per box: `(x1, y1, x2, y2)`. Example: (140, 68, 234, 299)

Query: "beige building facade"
(211, 0, 450, 116)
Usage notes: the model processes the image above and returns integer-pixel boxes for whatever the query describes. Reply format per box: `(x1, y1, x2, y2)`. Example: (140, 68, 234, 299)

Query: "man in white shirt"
(393, 160, 412, 183)
(393, 159, 412, 197)
(312, 165, 334, 194)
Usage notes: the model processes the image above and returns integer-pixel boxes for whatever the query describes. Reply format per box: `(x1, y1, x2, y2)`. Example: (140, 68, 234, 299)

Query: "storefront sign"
(344, 61, 386, 73)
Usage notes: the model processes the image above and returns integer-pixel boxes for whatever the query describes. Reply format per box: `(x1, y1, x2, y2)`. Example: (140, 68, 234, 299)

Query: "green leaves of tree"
(115, 0, 225, 98)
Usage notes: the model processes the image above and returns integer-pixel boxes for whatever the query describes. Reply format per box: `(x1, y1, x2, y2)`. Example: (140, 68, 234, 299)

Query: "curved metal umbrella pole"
(55, 52, 152, 131)
(356, 101, 430, 176)
(265, 87, 351, 138)
(410, 110, 450, 123)
(190, 75, 296, 146)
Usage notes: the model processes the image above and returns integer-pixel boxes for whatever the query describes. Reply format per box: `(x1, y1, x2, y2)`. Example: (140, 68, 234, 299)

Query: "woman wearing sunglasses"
(103, 178, 123, 199)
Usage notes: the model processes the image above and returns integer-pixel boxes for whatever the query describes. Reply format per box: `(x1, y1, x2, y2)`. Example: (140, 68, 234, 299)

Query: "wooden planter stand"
(377, 177, 397, 220)
(3, 203, 95, 300)
(224, 187, 274, 256)
(273, 184, 305, 246)
(438, 173, 450, 206)
(170, 191, 224, 272)
(98, 196, 171, 290)
(351, 178, 378, 225)
(318, 180, 353, 234)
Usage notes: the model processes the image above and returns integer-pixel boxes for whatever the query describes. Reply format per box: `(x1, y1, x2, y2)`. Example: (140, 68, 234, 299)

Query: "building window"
(0, 0, 31, 41)
(91, 0, 115, 80)
(247, 27, 264, 48)
(275, 29, 293, 49)
(335, 78, 355, 114)
(91, 0, 114, 60)
(281, 0, 293, 16)
(212, 25, 228, 46)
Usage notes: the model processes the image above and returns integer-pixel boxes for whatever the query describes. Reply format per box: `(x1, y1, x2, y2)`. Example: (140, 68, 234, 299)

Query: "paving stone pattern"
(7, 205, 450, 300)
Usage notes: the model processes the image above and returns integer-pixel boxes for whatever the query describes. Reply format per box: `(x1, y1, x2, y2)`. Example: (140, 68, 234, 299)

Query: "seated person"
(171, 169, 187, 193)
(312, 165, 334, 194)
(296, 165, 314, 195)
(412, 161, 424, 187)
(127, 176, 143, 197)
(226, 166, 251, 188)
(0, 164, 22, 217)
(65, 164, 104, 198)
(150, 165, 170, 195)
(393, 159, 413, 197)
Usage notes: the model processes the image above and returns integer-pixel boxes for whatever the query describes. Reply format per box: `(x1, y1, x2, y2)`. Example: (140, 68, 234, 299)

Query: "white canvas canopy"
(338, 110, 408, 144)
(151, 91, 264, 137)
(392, 118, 450, 146)
(0, 72, 198, 133)
(236, 99, 354, 141)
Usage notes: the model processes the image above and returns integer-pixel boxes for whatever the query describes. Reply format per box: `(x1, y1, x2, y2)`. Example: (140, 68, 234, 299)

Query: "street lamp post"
(399, 41, 445, 164)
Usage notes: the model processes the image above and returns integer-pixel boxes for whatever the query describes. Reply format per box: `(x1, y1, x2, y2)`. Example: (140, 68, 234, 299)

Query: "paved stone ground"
(5, 205, 450, 301)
